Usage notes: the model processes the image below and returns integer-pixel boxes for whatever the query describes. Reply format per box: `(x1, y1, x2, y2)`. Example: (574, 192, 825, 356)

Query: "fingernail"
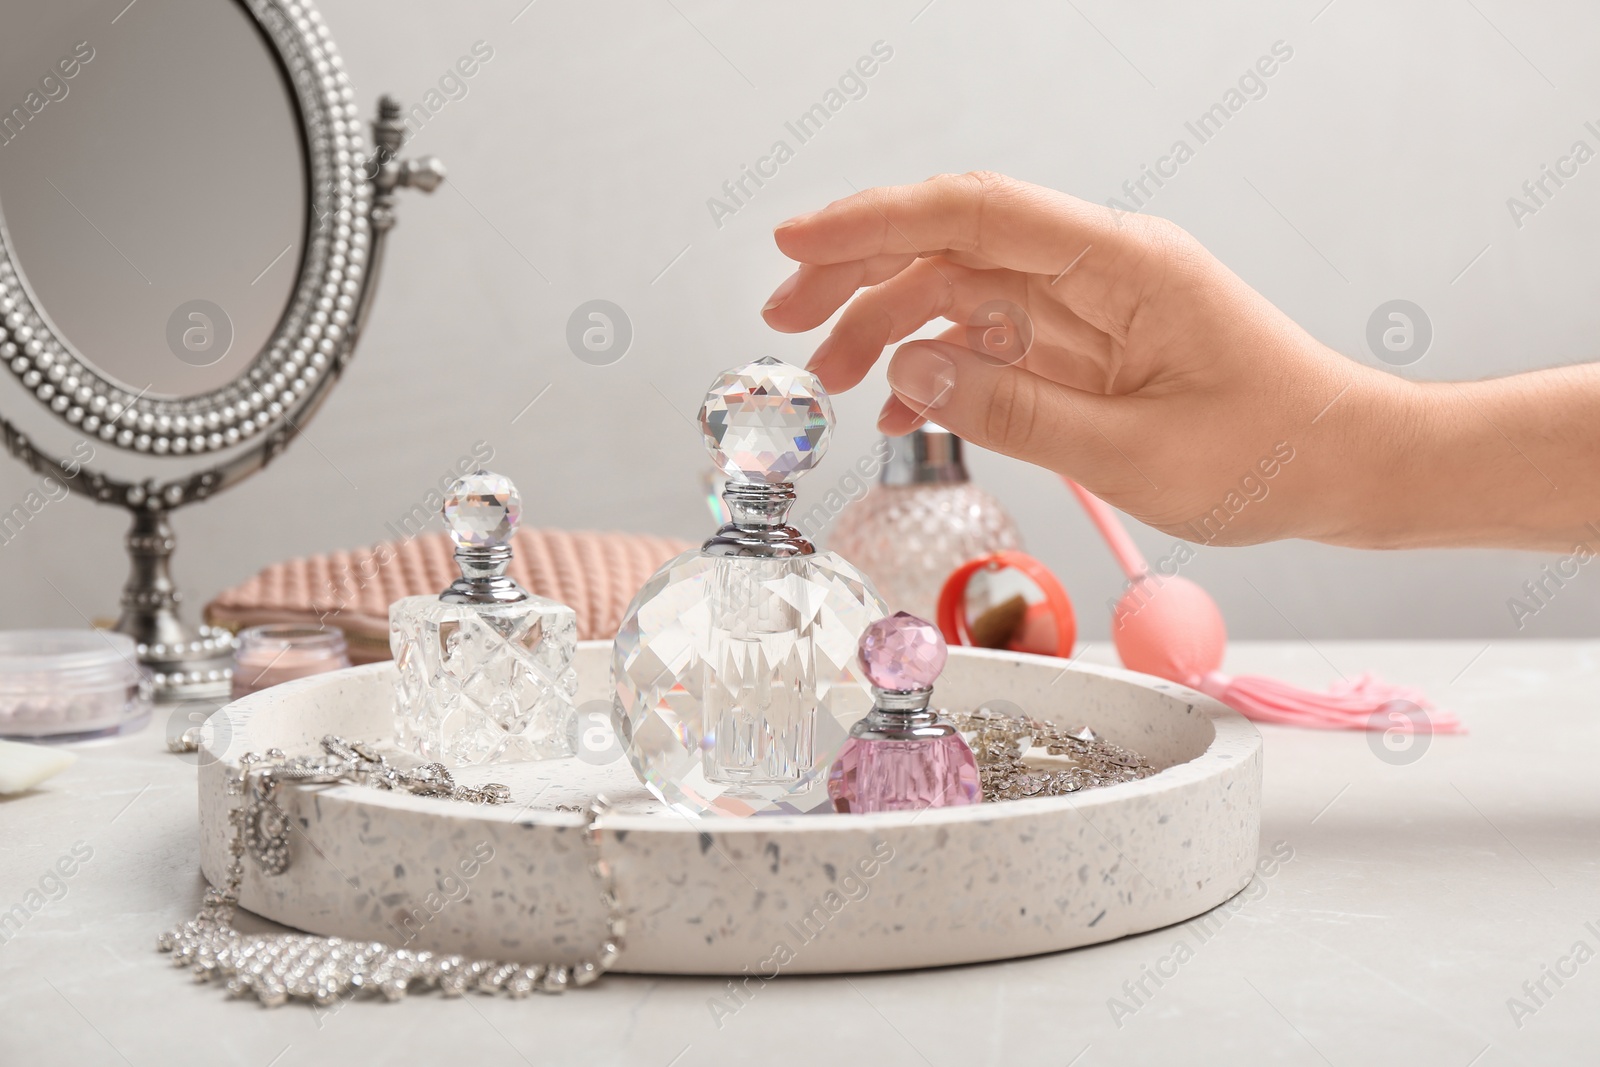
(875, 394, 900, 430)
(762, 271, 800, 312)
(776, 210, 816, 231)
(805, 333, 836, 372)
(887, 343, 955, 411)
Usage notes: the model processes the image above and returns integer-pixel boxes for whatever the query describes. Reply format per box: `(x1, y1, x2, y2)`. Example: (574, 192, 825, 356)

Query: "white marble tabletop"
(3, 640, 1597, 1067)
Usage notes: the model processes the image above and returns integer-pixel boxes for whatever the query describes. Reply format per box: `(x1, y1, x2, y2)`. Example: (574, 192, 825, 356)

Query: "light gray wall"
(3, 0, 1598, 642)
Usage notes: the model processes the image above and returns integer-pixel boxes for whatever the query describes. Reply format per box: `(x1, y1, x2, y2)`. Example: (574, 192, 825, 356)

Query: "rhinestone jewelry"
(158, 736, 623, 1007)
(240, 736, 513, 874)
(945, 706, 1156, 801)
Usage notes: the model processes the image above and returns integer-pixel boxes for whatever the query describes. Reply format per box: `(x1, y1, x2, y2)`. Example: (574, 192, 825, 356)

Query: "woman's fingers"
(761, 253, 917, 333)
(876, 392, 926, 436)
(875, 324, 968, 435)
(882, 338, 1130, 477)
(807, 258, 1002, 392)
(774, 172, 1151, 333)
(801, 255, 1122, 396)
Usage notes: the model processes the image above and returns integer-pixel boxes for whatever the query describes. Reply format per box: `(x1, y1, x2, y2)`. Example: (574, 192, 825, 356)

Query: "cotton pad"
(0, 736, 76, 794)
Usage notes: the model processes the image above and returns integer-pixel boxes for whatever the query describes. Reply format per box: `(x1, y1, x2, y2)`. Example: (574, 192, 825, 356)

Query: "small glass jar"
(231, 624, 350, 700)
(0, 630, 150, 740)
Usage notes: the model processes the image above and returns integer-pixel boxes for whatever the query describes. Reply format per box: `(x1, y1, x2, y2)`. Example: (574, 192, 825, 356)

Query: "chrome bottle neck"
(881, 424, 969, 487)
(702, 481, 815, 558)
(440, 542, 529, 604)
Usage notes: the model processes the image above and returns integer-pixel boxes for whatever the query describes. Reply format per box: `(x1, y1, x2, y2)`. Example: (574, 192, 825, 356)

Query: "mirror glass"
(0, 0, 306, 400)
(961, 561, 1062, 657)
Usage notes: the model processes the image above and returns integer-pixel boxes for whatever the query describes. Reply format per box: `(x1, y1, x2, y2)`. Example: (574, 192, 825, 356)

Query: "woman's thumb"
(884, 338, 1121, 475)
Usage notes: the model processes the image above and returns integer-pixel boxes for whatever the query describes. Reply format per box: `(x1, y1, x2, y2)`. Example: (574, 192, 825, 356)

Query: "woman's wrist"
(1319, 366, 1600, 551)
(1290, 364, 1431, 549)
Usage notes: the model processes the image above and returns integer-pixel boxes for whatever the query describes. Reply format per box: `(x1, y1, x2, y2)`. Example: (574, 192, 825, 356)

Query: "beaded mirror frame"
(0, 0, 443, 700)
(2, 0, 371, 460)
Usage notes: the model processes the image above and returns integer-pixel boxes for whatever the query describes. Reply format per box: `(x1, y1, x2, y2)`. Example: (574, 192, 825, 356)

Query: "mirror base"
(114, 509, 235, 703)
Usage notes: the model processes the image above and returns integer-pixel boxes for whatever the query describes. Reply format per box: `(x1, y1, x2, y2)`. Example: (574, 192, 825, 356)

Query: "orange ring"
(936, 550, 1076, 659)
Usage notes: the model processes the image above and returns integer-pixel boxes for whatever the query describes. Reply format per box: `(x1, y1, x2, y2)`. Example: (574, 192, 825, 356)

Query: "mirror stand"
(117, 509, 236, 695)
(0, 97, 443, 702)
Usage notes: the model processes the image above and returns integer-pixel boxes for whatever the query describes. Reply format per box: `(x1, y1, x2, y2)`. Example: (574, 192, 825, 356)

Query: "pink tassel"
(1194, 671, 1465, 734)
(1063, 476, 1464, 736)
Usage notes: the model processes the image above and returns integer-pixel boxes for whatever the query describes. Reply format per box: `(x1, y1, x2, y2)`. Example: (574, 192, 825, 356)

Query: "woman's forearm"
(1325, 362, 1600, 551)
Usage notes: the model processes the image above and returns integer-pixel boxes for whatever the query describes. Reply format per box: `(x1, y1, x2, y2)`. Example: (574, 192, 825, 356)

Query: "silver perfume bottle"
(828, 424, 1022, 621)
(613, 358, 887, 816)
(390, 470, 578, 765)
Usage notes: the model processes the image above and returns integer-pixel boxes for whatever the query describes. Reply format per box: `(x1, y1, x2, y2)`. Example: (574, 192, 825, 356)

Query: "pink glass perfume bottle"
(828, 612, 980, 814)
(828, 425, 1022, 621)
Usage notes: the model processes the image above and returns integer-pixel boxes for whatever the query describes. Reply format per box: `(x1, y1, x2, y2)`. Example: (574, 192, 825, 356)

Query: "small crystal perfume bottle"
(613, 358, 887, 816)
(828, 612, 980, 814)
(828, 424, 1023, 621)
(390, 471, 578, 765)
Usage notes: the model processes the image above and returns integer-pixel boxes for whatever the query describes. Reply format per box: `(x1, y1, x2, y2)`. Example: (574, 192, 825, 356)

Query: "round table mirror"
(0, 0, 306, 403)
(0, 0, 443, 700)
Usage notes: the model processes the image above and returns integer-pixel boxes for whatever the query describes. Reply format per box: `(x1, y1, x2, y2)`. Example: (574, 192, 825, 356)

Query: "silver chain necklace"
(158, 736, 624, 1007)
(946, 706, 1155, 800)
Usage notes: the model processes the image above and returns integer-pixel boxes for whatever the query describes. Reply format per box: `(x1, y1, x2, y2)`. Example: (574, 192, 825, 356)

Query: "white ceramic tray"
(197, 642, 1261, 975)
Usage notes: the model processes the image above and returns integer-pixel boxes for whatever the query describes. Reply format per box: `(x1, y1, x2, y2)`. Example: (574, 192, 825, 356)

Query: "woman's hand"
(761, 172, 1416, 547)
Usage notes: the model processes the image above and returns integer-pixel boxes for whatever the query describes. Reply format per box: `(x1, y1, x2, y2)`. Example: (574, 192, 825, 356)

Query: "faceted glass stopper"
(858, 611, 947, 691)
(442, 470, 520, 548)
(700, 357, 832, 485)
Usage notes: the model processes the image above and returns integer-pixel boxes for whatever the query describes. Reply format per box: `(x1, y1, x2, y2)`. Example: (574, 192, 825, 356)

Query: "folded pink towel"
(206, 528, 691, 662)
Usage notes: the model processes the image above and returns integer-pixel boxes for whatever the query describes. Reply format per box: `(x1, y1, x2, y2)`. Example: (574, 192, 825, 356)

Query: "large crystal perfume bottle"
(828, 612, 980, 814)
(613, 358, 887, 816)
(390, 471, 578, 765)
(828, 424, 1022, 621)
